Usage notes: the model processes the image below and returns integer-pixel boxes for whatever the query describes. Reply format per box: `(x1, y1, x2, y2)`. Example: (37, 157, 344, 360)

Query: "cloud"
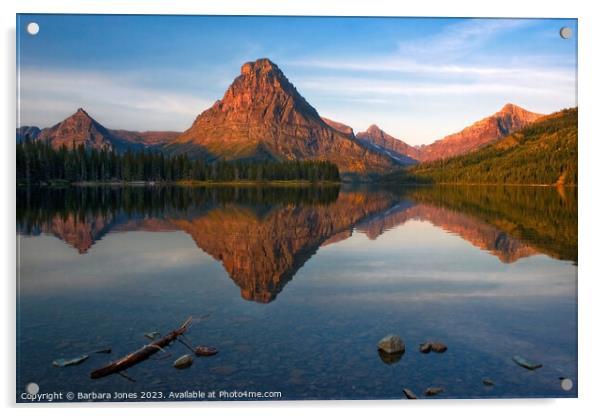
(398, 18, 532, 60)
(296, 73, 574, 101)
(18, 67, 214, 130)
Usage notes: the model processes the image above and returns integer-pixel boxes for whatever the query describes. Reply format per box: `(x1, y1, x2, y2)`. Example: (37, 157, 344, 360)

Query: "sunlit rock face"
(169, 58, 400, 176)
(418, 103, 543, 162)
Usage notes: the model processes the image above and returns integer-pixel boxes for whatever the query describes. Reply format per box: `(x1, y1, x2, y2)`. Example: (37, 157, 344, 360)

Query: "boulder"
(377, 335, 405, 354)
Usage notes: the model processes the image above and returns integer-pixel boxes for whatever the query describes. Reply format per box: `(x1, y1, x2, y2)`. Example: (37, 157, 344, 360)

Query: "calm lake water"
(16, 185, 577, 401)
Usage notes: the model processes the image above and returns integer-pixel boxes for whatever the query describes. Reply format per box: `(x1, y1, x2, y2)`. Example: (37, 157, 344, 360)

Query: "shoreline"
(17, 180, 577, 188)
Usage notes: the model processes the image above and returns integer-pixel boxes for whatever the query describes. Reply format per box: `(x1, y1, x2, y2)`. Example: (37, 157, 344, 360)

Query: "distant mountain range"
(18, 57, 557, 178)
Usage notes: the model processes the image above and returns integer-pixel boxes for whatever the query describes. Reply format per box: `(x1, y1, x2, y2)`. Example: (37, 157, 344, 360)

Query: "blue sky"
(17, 15, 577, 145)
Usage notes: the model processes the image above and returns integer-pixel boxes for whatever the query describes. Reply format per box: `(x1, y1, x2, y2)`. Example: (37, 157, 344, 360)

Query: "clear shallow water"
(16, 185, 577, 401)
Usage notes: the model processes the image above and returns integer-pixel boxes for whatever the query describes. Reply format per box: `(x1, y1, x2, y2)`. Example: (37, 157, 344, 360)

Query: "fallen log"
(90, 317, 193, 379)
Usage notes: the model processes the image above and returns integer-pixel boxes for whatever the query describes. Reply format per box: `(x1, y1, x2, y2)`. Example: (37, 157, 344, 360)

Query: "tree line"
(16, 138, 341, 185)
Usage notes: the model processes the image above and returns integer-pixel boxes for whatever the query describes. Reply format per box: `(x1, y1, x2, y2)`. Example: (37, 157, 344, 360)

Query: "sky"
(17, 15, 577, 145)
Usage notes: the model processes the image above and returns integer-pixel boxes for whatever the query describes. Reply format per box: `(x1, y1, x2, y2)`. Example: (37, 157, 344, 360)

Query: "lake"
(16, 184, 577, 401)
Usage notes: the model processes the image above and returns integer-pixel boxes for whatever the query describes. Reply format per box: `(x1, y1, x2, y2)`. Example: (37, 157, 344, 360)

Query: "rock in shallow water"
(512, 355, 542, 370)
(482, 377, 495, 386)
(430, 342, 447, 353)
(403, 388, 417, 399)
(173, 354, 193, 369)
(419, 341, 447, 353)
(377, 335, 405, 354)
(425, 387, 444, 396)
(194, 346, 218, 357)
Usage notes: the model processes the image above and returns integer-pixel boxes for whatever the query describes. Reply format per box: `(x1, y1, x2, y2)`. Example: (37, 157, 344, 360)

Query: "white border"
(2, 1, 601, 415)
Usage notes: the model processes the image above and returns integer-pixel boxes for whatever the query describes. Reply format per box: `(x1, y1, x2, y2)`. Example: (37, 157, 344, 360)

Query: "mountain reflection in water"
(17, 184, 577, 303)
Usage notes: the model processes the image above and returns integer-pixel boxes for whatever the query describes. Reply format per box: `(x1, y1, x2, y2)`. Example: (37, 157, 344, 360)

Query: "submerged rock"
(194, 346, 218, 357)
(377, 335, 405, 354)
(403, 388, 417, 399)
(482, 377, 495, 386)
(378, 349, 403, 365)
(52, 354, 89, 367)
(430, 342, 447, 353)
(173, 354, 194, 369)
(512, 355, 542, 370)
(419, 341, 447, 353)
(425, 387, 444, 396)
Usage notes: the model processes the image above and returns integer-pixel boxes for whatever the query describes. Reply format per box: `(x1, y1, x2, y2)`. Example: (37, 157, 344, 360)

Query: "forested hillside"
(408, 108, 577, 185)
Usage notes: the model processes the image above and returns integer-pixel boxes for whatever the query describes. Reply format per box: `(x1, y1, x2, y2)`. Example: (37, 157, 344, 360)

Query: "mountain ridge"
(408, 108, 577, 185)
(17, 59, 552, 174)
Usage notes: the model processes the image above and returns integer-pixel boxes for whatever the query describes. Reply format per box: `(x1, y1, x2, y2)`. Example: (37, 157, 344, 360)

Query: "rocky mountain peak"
(366, 124, 385, 136)
(217, 58, 319, 120)
(172, 58, 401, 175)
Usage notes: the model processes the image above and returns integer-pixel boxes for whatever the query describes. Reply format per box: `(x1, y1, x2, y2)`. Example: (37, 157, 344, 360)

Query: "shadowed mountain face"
(17, 185, 576, 303)
(168, 59, 401, 176)
(16, 126, 41, 143)
(356, 125, 421, 164)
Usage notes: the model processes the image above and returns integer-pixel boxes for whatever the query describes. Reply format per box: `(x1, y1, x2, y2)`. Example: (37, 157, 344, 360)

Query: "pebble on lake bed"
(403, 388, 417, 399)
(377, 335, 405, 354)
(425, 387, 444, 396)
(482, 377, 495, 386)
(194, 346, 218, 357)
(173, 354, 194, 369)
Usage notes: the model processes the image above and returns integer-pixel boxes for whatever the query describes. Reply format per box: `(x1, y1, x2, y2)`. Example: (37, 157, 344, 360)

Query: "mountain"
(25, 108, 180, 151)
(356, 124, 421, 164)
(419, 103, 543, 161)
(348, 104, 542, 164)
(16, 126, 41, 143)
(36, 108, 137, 151)
(409, 108, 577, 185)
(168, 58, 401, 177)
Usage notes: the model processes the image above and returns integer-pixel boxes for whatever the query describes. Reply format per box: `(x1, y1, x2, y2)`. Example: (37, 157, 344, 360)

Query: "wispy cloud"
(398, 18, 532, 61)
(295, 72, 574, 102)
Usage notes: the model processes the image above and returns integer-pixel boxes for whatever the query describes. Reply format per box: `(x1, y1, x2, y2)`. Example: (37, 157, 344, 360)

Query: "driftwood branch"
(90, 317, 193, 379)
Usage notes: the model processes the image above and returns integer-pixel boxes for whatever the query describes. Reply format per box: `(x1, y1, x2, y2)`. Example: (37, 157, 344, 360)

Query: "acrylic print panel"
(16, 14, 577, 403)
